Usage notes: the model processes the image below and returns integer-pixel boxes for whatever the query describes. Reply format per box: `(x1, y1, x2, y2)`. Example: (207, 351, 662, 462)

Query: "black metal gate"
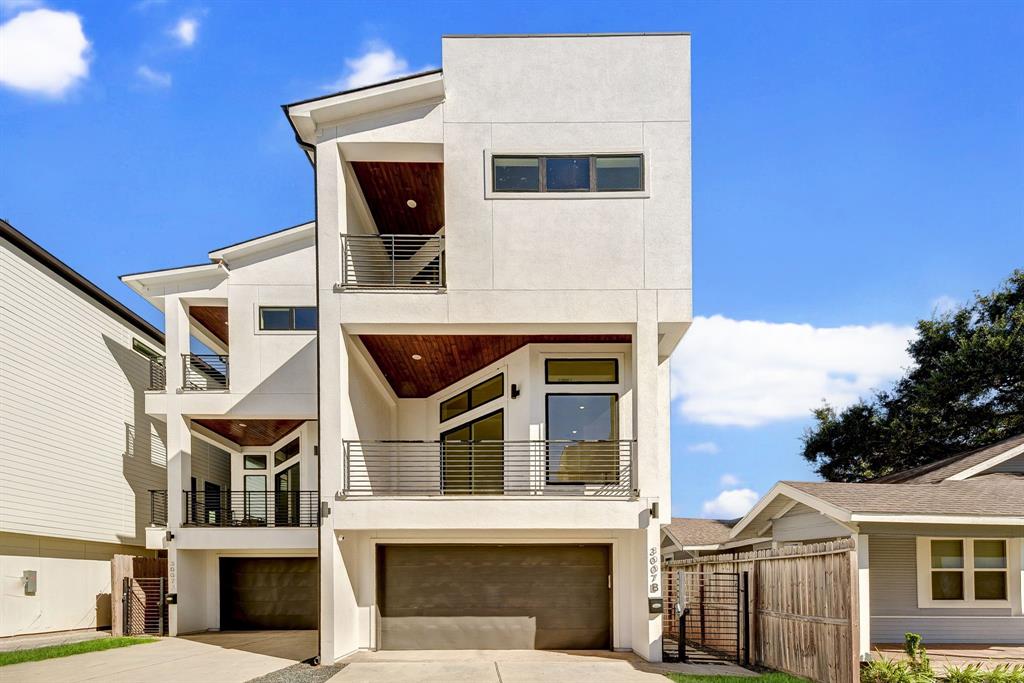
(666, 570, 748, 665)
(122, 577, 167, 636)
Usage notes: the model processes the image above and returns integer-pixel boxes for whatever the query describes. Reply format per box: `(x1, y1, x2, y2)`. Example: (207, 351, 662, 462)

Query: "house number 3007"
(648, 547, 659, 595)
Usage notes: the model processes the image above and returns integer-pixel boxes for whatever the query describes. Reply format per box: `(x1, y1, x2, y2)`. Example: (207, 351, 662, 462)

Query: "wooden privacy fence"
(111, 555, 168, 637)
(664, 539, 858, 683)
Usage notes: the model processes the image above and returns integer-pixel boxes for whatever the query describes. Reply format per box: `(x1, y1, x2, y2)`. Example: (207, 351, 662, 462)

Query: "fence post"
(122, 577, 131, 636)
(158, 577, 165, 636)
(745, 569, 753, 663)
(680, 607, 689, 663)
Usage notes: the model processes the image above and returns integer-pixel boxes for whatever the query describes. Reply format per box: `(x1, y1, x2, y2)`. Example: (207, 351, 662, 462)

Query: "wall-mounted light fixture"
(510, 383, 520, 399)
(165, 530, 174, 543)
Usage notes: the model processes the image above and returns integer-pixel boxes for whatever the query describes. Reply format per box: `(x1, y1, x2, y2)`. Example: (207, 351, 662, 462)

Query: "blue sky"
(2, 0, 1022, 518)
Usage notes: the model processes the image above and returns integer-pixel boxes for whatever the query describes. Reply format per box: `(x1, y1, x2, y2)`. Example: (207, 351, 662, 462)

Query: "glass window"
(275, 438, 300, 467)
(494, 157, 540, 192)
(931, 572, 964, 601)
(545, 157, 590, 191)
(132, 338, 162, 360)
(930, 540, 964, 568)
(546, 358, 618, 384)
(260, 307, 292, 330)
(244, 454, 267, 470)
(546, 393, 619, 485)
(596, 155, 643, 191)
(440, 373, 504, 423)
(244, 474, 267, 522)
(293, 307, 317, 330)
(975, 571, 1007, 600)
(442, 410, 504, 495)
(974, 540, 1006, 569)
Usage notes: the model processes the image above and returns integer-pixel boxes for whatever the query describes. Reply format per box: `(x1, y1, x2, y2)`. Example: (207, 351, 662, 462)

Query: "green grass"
(0, 636, 158, 667)
(665, 673, 809, 683)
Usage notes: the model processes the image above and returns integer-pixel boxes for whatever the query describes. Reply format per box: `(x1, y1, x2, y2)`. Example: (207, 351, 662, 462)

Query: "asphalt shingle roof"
(665, 518, 738, 547)
(873, 433, 1024, 484)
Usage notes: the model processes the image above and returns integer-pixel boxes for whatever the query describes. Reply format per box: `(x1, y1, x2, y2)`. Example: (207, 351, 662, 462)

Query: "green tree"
(802, 269, 1024, 482)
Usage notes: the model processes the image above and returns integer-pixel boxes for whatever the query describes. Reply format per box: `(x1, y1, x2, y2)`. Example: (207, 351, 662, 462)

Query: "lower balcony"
(342, 439, 636, 498)
(147, 489, 318, 527)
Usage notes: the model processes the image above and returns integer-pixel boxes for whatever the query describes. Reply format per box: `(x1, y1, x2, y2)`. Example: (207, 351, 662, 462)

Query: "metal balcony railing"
(340, 234, 444, 289)
(343, 440, 636, 497)
(182, 354, 229, 391)
(148, 358, 166, 390)
(149, 490, 167, 526)
(183, 490, 318, 527)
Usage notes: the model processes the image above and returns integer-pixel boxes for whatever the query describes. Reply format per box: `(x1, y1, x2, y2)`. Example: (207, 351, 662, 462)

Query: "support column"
(164, 295, 192, 637)
(856, 534, 871, 659)
(631, 291, 663, 662)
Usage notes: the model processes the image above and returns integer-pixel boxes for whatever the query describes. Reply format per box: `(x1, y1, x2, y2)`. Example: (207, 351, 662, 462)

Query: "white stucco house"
(0, 219, 166, 637)
(120, 32, 692, 663)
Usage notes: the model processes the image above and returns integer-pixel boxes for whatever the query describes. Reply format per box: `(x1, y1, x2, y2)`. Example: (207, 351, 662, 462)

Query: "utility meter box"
(23, 570, 37, 595)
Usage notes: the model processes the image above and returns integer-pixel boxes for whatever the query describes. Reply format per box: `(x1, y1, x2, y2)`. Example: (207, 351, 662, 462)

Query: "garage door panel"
(378, 544, 610, 650)
(220, 558, 317, 630)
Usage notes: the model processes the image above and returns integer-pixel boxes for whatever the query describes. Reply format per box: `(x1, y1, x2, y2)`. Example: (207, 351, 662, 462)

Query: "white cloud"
(326, 42, 422, 91)
(719, 473, 741, 488)
(171, 17, 198, 47)
(1, 0, 43, 12)
(930, 295, 958, 316)
(0, 8, 90, 98)
(701, 488, 760, 519)
(137, 65, 171, 87)
(686, 441, 720, 454)
(670, 315, 915, 427)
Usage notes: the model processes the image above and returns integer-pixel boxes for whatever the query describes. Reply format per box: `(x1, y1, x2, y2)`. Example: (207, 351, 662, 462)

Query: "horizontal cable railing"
(149, 490, 167, 526)
(148, 358, 166, 390)
(343, 440, 636, 497)
(182, 354, 229, 391)
(183, 490, 318, 527)
(341, 234, 444, 289)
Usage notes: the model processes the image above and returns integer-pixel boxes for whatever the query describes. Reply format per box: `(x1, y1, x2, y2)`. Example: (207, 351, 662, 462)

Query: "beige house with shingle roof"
(665, 434, 1024, 658)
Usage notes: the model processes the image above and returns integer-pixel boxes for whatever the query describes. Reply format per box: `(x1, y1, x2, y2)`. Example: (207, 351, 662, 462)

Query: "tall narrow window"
(546, 394, 619, 485)
(930, 540, 964, 601)
(244, 474, 267, 523)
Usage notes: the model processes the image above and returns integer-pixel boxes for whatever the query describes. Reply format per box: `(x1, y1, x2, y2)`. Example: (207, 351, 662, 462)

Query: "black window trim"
(243, 453, 268, 470)
(492, 153, 645, 193)
(132, 338, 163, 361)
(544, 392, 620, 486)
(439, 372, 505, 423)
(545, 358, 620, 385)
(258, 305, 317, 331)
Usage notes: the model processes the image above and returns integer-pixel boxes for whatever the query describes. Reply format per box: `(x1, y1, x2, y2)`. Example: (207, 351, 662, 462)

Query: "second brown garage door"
(377, 544, 610, 650)
(220, 557, 317, 630)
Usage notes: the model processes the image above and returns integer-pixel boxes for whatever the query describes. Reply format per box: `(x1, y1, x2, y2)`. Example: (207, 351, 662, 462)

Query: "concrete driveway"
(2, 631, 317, 683)
(327, 649, 757, 682)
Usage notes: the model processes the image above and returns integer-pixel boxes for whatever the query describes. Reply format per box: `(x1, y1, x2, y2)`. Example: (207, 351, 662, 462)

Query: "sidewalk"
(0, 629, 111, 653)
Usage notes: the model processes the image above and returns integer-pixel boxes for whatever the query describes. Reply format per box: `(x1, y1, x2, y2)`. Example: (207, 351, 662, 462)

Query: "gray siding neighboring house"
(664, 433, 1024, 653)
(0, 220, 166, 637)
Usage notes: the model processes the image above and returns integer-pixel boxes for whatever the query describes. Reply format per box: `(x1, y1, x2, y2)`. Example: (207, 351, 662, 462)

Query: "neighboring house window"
(492, 154, 644, 193)
(440, 373, 504, 423)
(545, 358, 618, 384)
(917, 537, 1012, 607)
(133, 338, 162, 360)
(259, 306, 317, 331)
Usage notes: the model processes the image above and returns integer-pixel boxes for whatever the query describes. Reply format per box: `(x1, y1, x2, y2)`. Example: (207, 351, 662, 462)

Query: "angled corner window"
(274, 438, 300, 467)
(259, 306, 317, 331)
(492, 154, 644, 193)
(440, 373, 504, 423)
(545, 358, 618, 384)
(132, 338, 162, 361)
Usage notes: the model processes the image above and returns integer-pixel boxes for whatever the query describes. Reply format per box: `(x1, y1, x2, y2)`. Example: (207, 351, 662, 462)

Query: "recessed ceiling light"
(579, 405, 586, 410)
(239, 423, 248, 427)
(411, 354, 422, 360)
(406, 199, 417, 208)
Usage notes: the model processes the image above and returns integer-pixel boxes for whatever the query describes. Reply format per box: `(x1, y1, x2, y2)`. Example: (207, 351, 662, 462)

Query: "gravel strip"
(246, 661, 346, 683)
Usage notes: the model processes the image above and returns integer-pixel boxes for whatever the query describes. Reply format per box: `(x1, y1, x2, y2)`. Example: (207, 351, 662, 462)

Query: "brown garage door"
(220, 557, 317, 630)
(377, 544, 610, 650)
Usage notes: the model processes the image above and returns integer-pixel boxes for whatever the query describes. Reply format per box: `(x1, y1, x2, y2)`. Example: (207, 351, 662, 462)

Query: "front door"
(441, 410, 503, 494)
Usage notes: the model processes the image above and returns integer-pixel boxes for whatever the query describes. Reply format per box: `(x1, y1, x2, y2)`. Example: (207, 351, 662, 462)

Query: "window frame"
(915, 537, 1016, 608)
(439, 373, 505, 424)
(132, 338, 163, 361)
(487, 151, 649, 198)
(257, 306, 317, 332)
(545, 358, 619, 385)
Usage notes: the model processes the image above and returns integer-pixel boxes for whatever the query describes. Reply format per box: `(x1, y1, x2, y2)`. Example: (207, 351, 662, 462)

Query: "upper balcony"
(340, 233, 444, 290)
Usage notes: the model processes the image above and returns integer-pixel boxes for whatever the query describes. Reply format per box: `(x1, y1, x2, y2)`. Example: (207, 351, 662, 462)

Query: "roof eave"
(207, 221, 315, 262)
(282, 70, 444, 146)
